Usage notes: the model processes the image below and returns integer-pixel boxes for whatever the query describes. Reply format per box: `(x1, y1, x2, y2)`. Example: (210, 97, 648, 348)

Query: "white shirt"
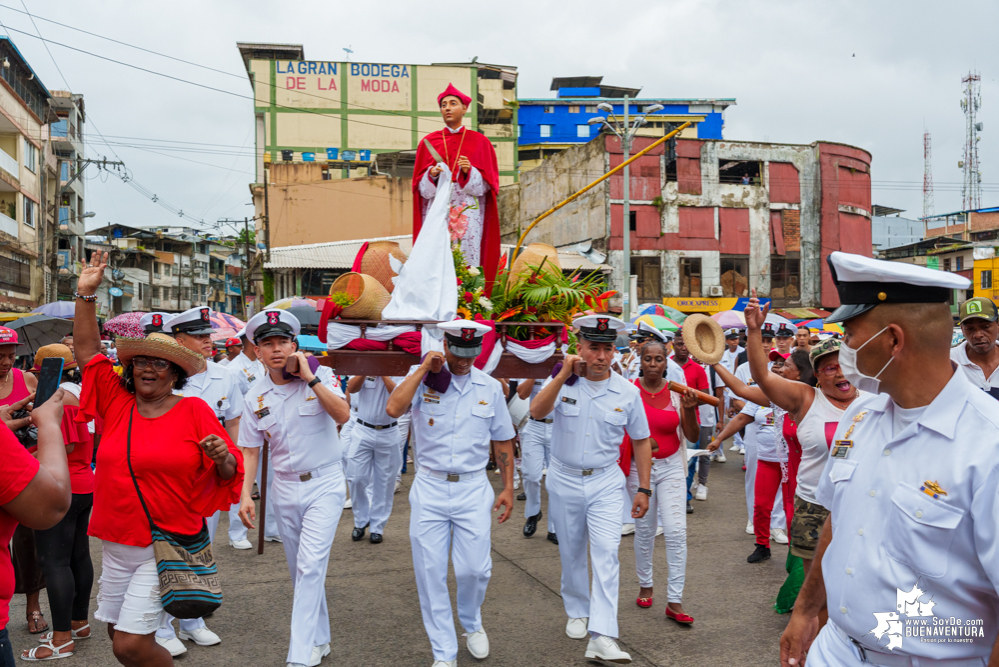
(740, 401, 779, 461)
(815, 369, 999, 662)
(550, 372, 650, 470)
(950, 340, 999, 391)
(718, 345, 745, 385)
(174, 360, 243, 424)
(409, 366, 514, 473)
(352, 376, 401, 426)
(238, 366, 345, 474)
(218, 358, 230, 367)
(226, 352, 265, 395)
(666, 357, 686, 386)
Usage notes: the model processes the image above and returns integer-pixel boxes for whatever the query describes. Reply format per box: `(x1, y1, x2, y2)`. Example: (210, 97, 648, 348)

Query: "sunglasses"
(132, 357, 172, 371)
(818, 363, 841, 376)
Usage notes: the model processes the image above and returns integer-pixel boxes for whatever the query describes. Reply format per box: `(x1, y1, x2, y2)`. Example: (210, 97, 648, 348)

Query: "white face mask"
(838, 325, 894, 395)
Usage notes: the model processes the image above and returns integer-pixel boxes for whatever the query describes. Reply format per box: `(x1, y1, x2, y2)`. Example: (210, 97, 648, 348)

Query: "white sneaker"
(566, 617, 589, 640)
(156, 636, 187, 656)
(178, 626, 221, 646)
(431, 662, 457, 667)
(307, 642, 331, 667)
(714, 451, 726, 463)
(394, 479, 401, 494)
(694, 484, 708, 501)
(264, 534, 283, 543)
(230, 538, 252, 550)
(772, 528, 789, 544)
(585, 635, 632, 664)
(654, 526, 664, 536)
(466, 629, 489, 659)
(729, 442, 740, 451)
(513, 476, 521, 490)
(344, 497, 352, 509)
(542, 467, 548, 476)
(739, 445, 745, 454)
(746, 519, 755, 535)
(621, 523, 635, 536)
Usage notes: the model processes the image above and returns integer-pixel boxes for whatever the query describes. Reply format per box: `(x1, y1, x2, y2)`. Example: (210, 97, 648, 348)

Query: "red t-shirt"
(0, 427, 40, 629)
(63, 406, 94, 495)
(79, 356, 244, 547)
(619, 380, 682, 475)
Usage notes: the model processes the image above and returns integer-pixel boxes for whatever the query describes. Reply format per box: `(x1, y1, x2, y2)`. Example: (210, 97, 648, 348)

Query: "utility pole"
(242, 217, 250, 320)
(261, 159, 273, 308)
(621, 95, 631, 321)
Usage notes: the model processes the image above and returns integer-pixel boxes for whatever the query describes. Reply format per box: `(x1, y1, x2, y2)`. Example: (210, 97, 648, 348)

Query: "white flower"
(467, 266, 481, 277)
(479, 296, 493, 311)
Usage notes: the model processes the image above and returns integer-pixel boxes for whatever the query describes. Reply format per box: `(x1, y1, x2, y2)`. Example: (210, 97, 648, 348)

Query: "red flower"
(457, 277, 463, 285)
(464, 291, 474, 303)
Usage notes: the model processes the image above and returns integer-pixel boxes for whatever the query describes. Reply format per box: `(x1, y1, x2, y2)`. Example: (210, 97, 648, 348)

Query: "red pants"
(754, 459, 797, 546)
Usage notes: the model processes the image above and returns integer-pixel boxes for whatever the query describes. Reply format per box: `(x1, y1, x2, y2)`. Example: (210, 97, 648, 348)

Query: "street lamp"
(591, 96, 665, 320)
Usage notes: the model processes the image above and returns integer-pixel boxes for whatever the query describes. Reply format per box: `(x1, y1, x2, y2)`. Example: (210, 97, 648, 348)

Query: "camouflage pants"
(790, 496, 829, 560)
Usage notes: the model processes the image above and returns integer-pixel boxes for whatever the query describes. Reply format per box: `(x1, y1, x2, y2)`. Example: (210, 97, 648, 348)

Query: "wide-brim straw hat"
(116, 333, 206, 376)
(681, 314, 726, 365)
(31, 344, 77, 372)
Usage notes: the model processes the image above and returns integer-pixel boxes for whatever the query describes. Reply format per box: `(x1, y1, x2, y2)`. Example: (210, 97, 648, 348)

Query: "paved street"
(8, 446, 791, 666)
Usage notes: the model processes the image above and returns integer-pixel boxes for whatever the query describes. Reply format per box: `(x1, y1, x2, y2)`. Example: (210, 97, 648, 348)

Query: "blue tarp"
(297, 334, 327, 352)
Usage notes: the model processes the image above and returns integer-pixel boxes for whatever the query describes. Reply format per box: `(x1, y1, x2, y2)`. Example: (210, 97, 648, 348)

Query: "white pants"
(349, 423, 402, 534)
(95, 542, 164, 636)
(547, 460, 624, 639)
(626, 455, 687, 602)
(743, 432, 786, 530)
(272, 465, 346, 665)
(409, 470, 493, 662)
(520, 419, 554, 532)
(397, 410, 411, 482)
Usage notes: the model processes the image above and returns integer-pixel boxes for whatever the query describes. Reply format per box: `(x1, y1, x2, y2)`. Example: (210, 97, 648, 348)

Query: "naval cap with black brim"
(168, 306, 215, 336)
(438, 320, 491, 358)
(245, 309, 301, 344)
(139, 311, 171, 335)
(575, 314, 627, 343)
(636, 320, 671, 344)
(825, 251, 972, 324)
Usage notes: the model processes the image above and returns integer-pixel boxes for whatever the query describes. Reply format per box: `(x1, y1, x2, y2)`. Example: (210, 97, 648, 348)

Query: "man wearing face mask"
(951, 297, 999, 399)
(780, 252, 999, 667)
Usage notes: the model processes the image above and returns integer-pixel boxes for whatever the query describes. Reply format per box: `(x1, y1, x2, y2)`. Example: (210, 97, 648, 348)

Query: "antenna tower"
(923, 130, 935, 219)
(960, 71, 982, 211)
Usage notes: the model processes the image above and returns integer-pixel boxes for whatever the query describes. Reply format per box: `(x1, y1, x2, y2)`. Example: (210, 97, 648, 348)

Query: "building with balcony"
(48, 90, 86, 298)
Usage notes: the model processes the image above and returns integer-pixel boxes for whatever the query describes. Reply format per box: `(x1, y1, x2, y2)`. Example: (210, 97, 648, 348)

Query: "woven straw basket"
(358, 241, 408, 294)
(510, 243, 561, 283)
(329, 272, 391, 320)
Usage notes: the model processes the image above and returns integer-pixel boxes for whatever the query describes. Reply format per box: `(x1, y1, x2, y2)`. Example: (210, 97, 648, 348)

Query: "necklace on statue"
(441, 127, 467, 182)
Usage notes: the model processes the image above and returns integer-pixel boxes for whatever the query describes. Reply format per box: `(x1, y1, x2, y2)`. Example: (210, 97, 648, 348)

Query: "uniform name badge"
(255, 406, 270, 419)
(561, 397, 576, 405)
(831, 440, 853, 458)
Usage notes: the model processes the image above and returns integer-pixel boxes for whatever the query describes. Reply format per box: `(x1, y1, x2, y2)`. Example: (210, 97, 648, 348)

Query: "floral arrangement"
(453, 246, 492, 320)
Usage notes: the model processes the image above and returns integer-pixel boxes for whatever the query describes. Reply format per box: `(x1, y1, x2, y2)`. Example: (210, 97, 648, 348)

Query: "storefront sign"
(664, 296, 771, 314)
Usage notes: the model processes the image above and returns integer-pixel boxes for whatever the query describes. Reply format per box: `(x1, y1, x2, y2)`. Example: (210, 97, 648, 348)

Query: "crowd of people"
(0, 248, 997, 667)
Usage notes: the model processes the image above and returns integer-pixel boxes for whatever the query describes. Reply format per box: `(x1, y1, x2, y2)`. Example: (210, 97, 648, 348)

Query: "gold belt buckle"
(582, 468, 594, 476)
(299, 472, 313, 482)
(446, 473, 460, 482)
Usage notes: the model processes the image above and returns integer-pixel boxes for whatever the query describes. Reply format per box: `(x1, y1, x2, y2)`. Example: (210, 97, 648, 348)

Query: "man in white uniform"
(138, 311, 171, 336)
(715, 329, 744, 453)
(155, 307, 243, 655)
(386, 320, 515, 667)
(780, 252, 999, 667)
(531, 315, 652, 665)
(238, 309, 348, 667)
(517, 377, 556, 542)
(951, 297, 999, 398)
(345, 375, 401, 543)
(218, 337, 242, 367)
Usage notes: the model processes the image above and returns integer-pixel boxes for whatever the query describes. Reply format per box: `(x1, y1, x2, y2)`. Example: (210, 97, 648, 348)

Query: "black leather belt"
(356, 418, 398, 430)
(530, 417, 553, 424)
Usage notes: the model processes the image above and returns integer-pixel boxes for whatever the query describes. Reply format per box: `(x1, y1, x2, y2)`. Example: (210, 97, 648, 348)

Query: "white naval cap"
(138, 311, 172, 335)
(636, 320, 672, 344)
(826, 251, 972, 323)
(438, 319, 491, 358)
(245, 309, 301, 344)
(575, 314, 627, 343)
(724, 328, 741, 338)
(167, 306, 215, 336)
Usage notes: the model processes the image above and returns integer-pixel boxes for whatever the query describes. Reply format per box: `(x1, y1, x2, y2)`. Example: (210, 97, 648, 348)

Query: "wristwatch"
(308, 377, 321, 388)
(637, 487, 652, 497)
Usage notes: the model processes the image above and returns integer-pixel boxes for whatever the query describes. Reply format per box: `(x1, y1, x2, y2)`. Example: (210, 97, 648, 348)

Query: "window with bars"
(0, 253, 30, 291)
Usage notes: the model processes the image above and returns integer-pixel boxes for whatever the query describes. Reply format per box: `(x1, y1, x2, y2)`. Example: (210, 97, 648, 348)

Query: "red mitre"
(438, 83, 471, 107)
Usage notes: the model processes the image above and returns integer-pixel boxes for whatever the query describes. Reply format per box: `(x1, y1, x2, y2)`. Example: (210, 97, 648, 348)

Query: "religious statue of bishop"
(412, 83, 501, 286)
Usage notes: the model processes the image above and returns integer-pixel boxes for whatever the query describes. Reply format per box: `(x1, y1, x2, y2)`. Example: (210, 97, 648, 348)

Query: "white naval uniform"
(521, 378, 555, 533)
(348, 376, 402, 535)
(408, 367, 514, 663)
(548, 373, 650, 639)
(238, 366, 346, 666)
(157, 360, 243, 640)
(808, 369, 999, 666)
(735, 361, 786, 531)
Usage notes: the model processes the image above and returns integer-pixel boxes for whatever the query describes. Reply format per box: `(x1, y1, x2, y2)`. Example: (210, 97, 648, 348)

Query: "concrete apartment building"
(49, 90, 87, 300)
(923, 205, 999, 242)
(500, 133, 873, 311)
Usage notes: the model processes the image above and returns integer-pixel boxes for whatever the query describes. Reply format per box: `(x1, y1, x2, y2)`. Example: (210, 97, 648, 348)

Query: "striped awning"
(772, 308, 831, 320)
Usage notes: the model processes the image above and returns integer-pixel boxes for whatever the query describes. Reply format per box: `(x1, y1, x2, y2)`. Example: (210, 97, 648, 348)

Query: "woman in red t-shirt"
(620, 337, 700, 624)
(73, 252, 243, 667)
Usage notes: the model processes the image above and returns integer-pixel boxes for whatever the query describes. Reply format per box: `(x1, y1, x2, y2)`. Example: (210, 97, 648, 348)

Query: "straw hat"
(116, 333, 206, 376)
(30, 344, 77, 372)
(681, 314, 725, 365)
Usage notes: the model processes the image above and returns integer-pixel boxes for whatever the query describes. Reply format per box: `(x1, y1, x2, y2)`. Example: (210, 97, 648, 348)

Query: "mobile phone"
(34, 357, 64, 407)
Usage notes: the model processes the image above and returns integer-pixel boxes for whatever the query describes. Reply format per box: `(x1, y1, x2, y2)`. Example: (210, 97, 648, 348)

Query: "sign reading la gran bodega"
(274, 61, 413, 111)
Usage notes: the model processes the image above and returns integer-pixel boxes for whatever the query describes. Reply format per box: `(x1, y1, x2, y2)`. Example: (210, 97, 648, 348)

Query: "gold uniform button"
(878, 291, 887, 301)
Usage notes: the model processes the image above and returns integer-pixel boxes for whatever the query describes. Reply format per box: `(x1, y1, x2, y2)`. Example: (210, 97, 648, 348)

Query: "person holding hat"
(530, 314, 651, 665)
(413, 84, 501, 284)
(384, 319, 515, 667)
(237, 308, 349, 667)
(780, 252, 999, 667)
(218, 338, 243, 367)
(72, 251, 242, 667)
(952, 296, 999, 398)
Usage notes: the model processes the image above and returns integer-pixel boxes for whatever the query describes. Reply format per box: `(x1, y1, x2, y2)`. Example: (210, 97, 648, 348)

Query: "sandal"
(39, 625, 90, 643)
(27, 611, 49, 635)
(22, 639, 74, 660)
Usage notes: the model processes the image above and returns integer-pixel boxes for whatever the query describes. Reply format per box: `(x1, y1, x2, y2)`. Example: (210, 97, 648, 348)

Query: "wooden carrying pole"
(511, 121, 692, 262)
(668, 381, 720, 407)
(257, 440, 269, 555)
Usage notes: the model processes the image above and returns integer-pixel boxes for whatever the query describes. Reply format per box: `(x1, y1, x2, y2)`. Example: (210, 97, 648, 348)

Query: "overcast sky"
(2, 0, 996, 235)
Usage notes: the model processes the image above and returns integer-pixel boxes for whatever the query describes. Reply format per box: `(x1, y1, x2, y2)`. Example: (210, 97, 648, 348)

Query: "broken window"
(718, 160, 762, 185)
(629, 211, 637, 231)
(720, 255, 750, 297)
(679, 257, 702, 297)
(632, 256, 662, 301)
(770, 256, 801, 305)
